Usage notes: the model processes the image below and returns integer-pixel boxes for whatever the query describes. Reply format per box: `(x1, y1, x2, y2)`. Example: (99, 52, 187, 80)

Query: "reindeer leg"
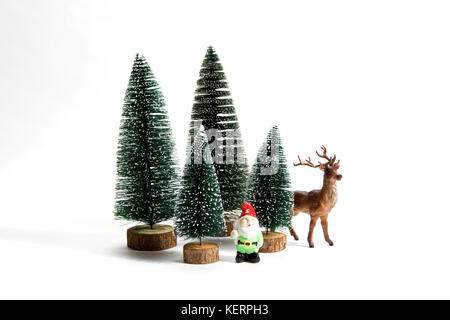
(320, 215, 334, 246)
(289, 207, 299, 240)
(289, 227, 299, 241)
(308, 216, 319, 248)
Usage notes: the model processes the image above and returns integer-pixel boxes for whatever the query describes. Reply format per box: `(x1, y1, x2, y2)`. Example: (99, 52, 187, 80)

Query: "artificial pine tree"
(246, 126, 293, 252)
(115, 54, 179, 251)
(188, 46, 248, 216)
(176, 128, 225, 264)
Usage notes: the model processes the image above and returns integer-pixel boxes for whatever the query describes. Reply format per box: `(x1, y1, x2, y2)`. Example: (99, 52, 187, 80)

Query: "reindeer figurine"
(289, 146, 342, 248)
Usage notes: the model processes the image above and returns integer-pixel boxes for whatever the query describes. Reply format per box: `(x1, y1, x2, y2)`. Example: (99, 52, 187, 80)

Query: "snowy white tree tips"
(187, 46, 249, 212)
(175, 129, 225, 243)
(246, 126, 293, 232)
(115, 54, 179, 227)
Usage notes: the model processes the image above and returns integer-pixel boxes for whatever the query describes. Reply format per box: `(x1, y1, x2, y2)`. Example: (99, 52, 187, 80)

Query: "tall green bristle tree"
(187, 46, 248, 212)
(115, 54, 179, 228)
(246, 126, 293, 232)
(176, 129, 225, 244)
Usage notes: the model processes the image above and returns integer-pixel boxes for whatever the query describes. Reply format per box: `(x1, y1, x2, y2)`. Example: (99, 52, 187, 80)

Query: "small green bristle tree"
(115, 54, 179, 228)
(187, 46, 248, 212)
(176, 129, 225, 245)
(246, 126, 293, 232)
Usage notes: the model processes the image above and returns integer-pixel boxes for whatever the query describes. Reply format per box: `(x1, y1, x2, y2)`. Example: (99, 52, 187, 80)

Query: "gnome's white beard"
(237, 223, 260, 239)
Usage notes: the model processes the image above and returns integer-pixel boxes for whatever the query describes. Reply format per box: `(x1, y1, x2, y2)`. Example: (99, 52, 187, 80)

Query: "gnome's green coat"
(236, 232, 264, 254)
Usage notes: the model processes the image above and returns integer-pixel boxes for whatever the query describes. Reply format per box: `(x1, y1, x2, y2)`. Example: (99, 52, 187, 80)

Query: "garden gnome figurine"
(230, 202, 264, 263)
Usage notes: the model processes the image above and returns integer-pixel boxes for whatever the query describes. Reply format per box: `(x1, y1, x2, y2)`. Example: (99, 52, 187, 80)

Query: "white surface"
(1, 0, 450, 299)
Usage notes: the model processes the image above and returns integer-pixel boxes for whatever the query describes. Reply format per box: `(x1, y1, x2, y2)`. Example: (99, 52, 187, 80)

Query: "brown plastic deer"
(289, 146, 342, 248)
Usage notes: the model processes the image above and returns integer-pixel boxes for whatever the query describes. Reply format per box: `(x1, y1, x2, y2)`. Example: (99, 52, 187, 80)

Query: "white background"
(1, 0, 449, 299)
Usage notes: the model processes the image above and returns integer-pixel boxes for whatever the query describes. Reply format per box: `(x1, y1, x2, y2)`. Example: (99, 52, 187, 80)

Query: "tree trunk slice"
(183, 242, 219, 264)
(259, 231, 286, 253)
(214, 212, 239, 237)
(225, 220, 234, 235)
(127, 224, 177, 251)
(216, 221, 235, 237)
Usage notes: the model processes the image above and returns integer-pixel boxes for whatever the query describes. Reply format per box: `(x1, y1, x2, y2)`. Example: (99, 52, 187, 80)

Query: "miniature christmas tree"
(187, 46, 248, 215)
(176, 128, 225, 264)
(246, 126, 293, 252)
(115, 54, 179, 251)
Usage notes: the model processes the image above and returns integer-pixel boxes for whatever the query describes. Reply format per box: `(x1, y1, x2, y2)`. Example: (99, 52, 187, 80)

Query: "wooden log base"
(183, 242, 219, 264)
(127, 224, 177, 251)
(259, 231, 286, 253)
(216, 221, 235, 237)
(225, 220, 234, 236)
(214, 212, 239, 237)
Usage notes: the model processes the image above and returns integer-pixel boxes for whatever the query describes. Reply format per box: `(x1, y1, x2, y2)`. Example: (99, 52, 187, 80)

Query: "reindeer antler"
(294, 145, 340, 169)
(316, 145, 337, 166)
(293, 155, 322, 168)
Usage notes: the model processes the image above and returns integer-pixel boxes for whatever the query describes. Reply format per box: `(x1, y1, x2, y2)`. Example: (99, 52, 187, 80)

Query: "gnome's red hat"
(240, 202, 258, 220)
